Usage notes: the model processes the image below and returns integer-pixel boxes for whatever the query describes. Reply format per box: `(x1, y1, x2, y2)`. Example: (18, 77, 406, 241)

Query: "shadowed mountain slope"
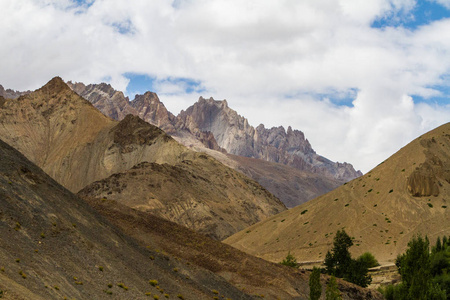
(82, 196, 384, 300)
(225, 122, 450, 264)
(0, 138, 255, 300)
(0, 77, 285, 239)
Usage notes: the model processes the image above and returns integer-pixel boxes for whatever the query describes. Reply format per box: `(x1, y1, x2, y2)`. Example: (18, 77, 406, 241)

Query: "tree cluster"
(381, 235, 450, 300)
(324, 229, 373, 287)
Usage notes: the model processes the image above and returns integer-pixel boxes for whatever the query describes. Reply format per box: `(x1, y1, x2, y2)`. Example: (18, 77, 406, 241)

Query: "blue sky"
(372, 0, 450, 30)
(1, 0, 449, 173)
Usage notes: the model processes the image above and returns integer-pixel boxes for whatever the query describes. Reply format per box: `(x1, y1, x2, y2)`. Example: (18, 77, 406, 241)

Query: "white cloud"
(0, 0, 449, 173)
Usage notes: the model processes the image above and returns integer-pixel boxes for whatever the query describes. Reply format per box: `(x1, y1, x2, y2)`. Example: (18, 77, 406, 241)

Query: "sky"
(0, 0, 449, 173)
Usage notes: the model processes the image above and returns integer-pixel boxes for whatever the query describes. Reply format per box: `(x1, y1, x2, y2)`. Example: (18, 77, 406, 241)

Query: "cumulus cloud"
(0, 0, 449, 172)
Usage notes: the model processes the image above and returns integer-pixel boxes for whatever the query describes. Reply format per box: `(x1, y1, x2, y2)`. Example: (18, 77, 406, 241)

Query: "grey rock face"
(178, 97, 362, 181)
(0, 84, 30, 99)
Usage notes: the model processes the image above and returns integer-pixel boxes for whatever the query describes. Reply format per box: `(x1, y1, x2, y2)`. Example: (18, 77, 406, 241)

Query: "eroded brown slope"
(78, 157, 285, 240)
(0, 77, 285, 239)
(0, 138, 252, 300)
(225, 122, 450, 264)
(84, 196, 383, 300)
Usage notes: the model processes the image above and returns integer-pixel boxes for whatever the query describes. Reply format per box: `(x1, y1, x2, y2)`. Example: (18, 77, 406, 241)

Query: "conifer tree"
(309, 267, 322, 300)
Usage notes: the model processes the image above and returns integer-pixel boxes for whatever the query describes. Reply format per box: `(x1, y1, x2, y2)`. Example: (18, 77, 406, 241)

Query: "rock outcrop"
(178, 97, 362, 181)
(0, 84, 30, 99)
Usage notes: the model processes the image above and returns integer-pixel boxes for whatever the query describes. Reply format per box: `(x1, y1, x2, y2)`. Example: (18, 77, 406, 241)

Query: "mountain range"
(0, 78, 285, 240)
(66, 81, 362, 207)
(0, 77, 384, 299)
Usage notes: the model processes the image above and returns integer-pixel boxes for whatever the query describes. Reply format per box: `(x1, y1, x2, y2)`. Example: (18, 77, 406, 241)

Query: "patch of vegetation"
(280, 252, 298, 268)
(149, 280, 158, 286)
(359, 252, 379, 268)
(18, 270, 26, 279)
(368, 189, 373, 193)
(104, 290, 113, 295)
(14, 222, 21, 231)
(379, 235, 450, 299)
(117, 283, 128, 290)
(301, 209, 308, 215)
(303, 222, 309, 225)
(280, 219, 285, 222)
(344, 204, 349, 207)
(428, 203, 433, 208)
(212, 290, 219, 294)
(324, 230, 372, 287)
(442, 206, 447, 209)
(98, 266, 104, 271)
(389, 189, 393, 193)
(40, 232, 45, 238)
(153, 295, 159, 300)
(177, 294, 184, 299)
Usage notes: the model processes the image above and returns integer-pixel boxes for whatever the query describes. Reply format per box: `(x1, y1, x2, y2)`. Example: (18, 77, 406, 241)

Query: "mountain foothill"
(1, 76, 447, 299)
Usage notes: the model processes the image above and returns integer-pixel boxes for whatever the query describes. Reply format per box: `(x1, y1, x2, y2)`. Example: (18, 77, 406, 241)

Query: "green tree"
(396, 235, 431, 299)
(432, 236, 442, 254)
(280, 251, 298, 268)
(345, 259, 372, 287)
(324, 230, 371, 287)
(309, 267, 322, 300)
(325, 276, 342, 300)
(324, 230, 353, 277)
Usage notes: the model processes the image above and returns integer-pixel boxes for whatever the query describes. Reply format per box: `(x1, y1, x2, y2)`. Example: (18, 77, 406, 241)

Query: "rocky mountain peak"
(112, 114, 168, 148)
(130, 91, 176, 132)
(177, 97, 359, 181)
(37, 76, 71, 95)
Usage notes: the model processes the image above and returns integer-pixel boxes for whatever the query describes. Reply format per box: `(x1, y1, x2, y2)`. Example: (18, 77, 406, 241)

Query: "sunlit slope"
(225, 122, 450, 264)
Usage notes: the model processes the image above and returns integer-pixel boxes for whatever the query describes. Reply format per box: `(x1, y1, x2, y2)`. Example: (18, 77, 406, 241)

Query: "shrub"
(358, 252, 379, 268)
(149, 280, 158, 286)
(117, 283, 128, 290)
(280, 252, 298, 268)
